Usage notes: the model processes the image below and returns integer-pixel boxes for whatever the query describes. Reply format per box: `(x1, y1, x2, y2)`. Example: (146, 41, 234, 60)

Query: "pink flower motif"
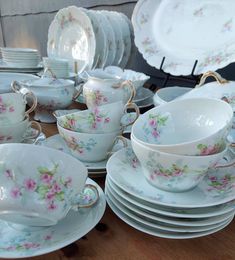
(103, 97, 108, 102)
(52, 182, 61, 193)
(0, 104, 6, 113)
(24, 178, 37, 191)
(149, 119, 156, 127)
(4, 169, 13, 179)
(92, 122, 97, 129)
(96, 116, 102, 122)
(152, 130, 159, 138)
(23, 243, 40, 249)
(104, 117, 110, 123)
(46, 191, 55, 201)
(48, 201, 57, 210)
(9, 106, 14, 112)
(44, 234, 52, 240)
(40, 173, 53, 184)
(10, 187, 22, 198)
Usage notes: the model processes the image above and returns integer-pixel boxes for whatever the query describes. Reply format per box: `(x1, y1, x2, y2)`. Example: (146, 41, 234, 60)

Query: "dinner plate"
(85, 10, 106, 69)
(106, 176, 235, 225)
(47, 6, 96, 71)
(0, 178, 106, 259)
(103, 11, 125, 66)
(97, 11, 116, 67)
(107, 147, 235, 208)
(132, 0, 235, 75)
(106, 194, 233, 239)
(106, 186, 234, 233)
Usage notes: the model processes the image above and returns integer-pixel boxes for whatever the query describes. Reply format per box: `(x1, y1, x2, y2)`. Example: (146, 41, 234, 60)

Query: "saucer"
(107, 147, 235, 208)
(106, 194, 233, 239)
(0, 178, 106, 258)
(106, 175, 235, 219)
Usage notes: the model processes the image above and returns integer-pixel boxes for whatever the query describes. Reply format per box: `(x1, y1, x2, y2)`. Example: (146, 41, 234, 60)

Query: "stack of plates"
(105, 147, 235, 239)
(43, 57, 69, 78)
(1, 48, 41, 68)
(47, 6, 132, 73)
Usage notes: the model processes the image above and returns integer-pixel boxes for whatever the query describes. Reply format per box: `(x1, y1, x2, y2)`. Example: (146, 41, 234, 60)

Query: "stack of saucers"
(1, 47, 41, 68)
(106, 97, 235, 238)
(43, 57, 69, 78)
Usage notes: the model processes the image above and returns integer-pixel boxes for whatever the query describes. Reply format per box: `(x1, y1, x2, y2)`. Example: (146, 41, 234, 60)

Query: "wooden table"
(3, 101, 235, 260)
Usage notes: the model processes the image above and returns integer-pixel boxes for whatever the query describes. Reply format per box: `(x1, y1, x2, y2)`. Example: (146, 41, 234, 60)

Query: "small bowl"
(132, 98, 233, 155)
(0, 144, 93, 226)
(131, 135, 230, 192)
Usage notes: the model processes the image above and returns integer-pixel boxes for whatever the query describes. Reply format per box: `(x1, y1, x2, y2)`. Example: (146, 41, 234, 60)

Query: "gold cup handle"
(197, 71, 229, 88)
(72, 184, 99, 209)
(24, 121, 42, 141)
(11, 80, 37, 115)
(107, 136, 128, 158)
(113, 80, 136, 104)
(122, 102, 140, 128)
(24, 91, 37, 115)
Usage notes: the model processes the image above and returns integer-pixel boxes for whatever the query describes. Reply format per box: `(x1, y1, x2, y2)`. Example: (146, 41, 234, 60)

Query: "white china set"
(106, 96, 235, 238)
(47, 6, 133, 73)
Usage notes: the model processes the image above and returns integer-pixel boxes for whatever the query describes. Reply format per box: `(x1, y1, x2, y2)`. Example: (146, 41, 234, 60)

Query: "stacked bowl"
(0, 86, 41, 144)
(106, 97, 235, 238)
(43, 57, 69, 78)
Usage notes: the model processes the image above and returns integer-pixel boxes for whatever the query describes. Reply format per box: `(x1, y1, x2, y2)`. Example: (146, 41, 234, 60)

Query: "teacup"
(0, 144, 98, 226)
(132, 98, 233, 156)
(131, 135, 235, 192)
(57, 122, 126, 162)
(57, 101, 139, 134)
(0, 116, 41, 144)
(79, 71, 136, 109)
(0, 91, 37, 124)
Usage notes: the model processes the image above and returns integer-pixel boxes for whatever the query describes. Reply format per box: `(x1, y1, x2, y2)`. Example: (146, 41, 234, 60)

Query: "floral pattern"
(142, 113, 169, 140)
(62, 135, 97, 154)
(60, 108, 111, 132)
(0, 96, 15, 114)
(221, 94, 235, 105)
(207, 174, 235, 195)
(222, 18, 233, 32)
(0, 135, 12, 142)
(2, 164, 73, 211)
(197, 142, 223, 155)
(85, 90, 108, 106)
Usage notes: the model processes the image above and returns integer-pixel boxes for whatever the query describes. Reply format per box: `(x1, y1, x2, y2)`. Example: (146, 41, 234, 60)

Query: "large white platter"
(132, 0, 235, 75)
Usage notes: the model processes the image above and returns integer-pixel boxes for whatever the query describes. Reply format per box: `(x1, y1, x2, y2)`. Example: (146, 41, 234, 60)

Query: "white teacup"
(0, 91, 37, 124)
(57, 101, 139, 134)
(0, 116, 41, 144)
(131, 135, 235, 192)
(57, 122, 127, 162)
(132, 98, 233, 156)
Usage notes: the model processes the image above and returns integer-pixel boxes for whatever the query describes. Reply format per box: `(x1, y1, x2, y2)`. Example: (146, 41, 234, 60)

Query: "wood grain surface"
(1, 100, 234, 260)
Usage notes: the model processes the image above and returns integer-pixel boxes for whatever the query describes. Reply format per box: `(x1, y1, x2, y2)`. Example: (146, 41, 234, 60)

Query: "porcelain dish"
(132, 0, 235, 75)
